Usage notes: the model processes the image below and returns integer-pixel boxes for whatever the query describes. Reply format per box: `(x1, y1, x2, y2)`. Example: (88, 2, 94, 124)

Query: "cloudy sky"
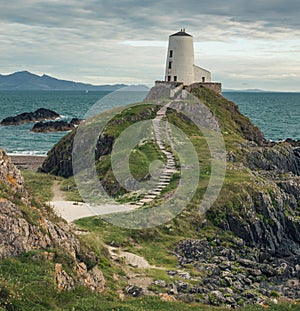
(1, 0, 299, 91)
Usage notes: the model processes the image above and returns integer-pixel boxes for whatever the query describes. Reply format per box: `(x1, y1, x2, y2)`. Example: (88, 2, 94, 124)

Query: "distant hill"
(0, 71, 127, 91)
(223, 88, 269, 93)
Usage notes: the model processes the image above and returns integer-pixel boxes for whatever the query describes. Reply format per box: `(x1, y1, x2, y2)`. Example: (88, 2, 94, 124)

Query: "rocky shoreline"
(31, 118, 81, 132)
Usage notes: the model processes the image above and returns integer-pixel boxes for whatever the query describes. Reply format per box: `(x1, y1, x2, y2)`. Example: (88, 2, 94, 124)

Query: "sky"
(0, 0, 299, 91)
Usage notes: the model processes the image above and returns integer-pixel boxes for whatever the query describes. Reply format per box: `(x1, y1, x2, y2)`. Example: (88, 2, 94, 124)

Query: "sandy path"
(50, 200, 134, 223)
(50, 180, 134, 223)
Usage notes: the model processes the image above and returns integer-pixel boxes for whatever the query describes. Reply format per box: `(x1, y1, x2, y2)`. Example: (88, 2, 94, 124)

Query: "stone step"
(144, 194, 157, 199)
(134, 202, 145, 207)
(165, 169, 176, 173)
(158, 175, 172, 182)
(161, 173, 173, 177)
(155, 185, 167, 190)
(140, 198, 154, 203)
(149, 191, 161, 195)
(157, 180, 170, 184)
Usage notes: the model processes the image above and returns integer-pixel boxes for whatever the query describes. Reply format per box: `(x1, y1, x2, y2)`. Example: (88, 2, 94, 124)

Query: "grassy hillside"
(3, 85, 299, 309)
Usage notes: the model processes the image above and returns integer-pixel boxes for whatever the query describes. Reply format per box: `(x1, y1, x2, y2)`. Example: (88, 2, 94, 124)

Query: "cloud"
(0, 0, 299, 90)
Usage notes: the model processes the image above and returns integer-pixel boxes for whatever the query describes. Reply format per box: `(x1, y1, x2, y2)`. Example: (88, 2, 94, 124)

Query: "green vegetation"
(129, 140, 166, 180)
(59, 177, 83, 202)
(2, 87, 299, 310)
(0, 252, 298, 310)
(22, 170, 57, 202)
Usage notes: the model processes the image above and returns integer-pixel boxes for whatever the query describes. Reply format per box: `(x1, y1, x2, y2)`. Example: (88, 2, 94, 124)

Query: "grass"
(59, 176, 83, 202)
(3, 88, 298, 310)
(0, 252, 298, 310)
(21, 170, 57, 202)
(129, 140, 166, 180)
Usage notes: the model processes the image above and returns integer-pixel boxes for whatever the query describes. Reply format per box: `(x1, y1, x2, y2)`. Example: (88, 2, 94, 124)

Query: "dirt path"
(52, 180, 65, 201)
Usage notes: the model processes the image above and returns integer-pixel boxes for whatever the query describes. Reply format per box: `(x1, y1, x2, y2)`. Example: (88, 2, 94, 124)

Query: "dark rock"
(176, 280, 189, 292)
(244, 142, 300, 175)
(31, 120, 75, 132)
(285, 138, 300, 147)
(70, 118, 82, 125)
(124, 285, 144, 297)
(168, 283, 178, 295)
(167, 270, 178, 277)
(39, 130, 76, 178)
(1, 108, 60, 125)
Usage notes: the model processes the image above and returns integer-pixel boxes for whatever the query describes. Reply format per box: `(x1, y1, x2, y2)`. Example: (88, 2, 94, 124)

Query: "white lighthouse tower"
(165, 29, 211, 85)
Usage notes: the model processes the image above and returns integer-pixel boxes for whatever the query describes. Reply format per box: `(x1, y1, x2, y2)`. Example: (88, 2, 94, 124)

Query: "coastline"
(10, 154, 46, 171)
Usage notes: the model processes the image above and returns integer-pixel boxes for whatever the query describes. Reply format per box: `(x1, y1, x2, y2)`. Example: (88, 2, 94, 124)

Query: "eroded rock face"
(54, 262, 105, 293)
(55, 263, 75, 291)
(0, 200, 52, 258)
(1, 108, 60, 125)
(0, 148, 105, 293)
(244, 142, 300, 175)
(75, 262, 105, 293)
(0, 148, 26, 195)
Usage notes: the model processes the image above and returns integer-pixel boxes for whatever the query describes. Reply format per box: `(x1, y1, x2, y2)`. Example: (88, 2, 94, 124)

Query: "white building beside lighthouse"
(165, 29, 211, 85)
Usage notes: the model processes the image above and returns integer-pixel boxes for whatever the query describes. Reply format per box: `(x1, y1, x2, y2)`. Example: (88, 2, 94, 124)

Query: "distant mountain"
(0, 71, 127, 91)
(223, 88, 269, 93)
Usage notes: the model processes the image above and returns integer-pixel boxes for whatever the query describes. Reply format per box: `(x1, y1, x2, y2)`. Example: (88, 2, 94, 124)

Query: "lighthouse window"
(168, 61, 172, 69)
(174, 76, 177, 81)
(169, 50, 173, 58)
(167, 75, 171, 82)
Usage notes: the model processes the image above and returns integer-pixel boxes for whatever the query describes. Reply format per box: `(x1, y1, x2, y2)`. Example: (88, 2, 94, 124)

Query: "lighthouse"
(164, 29, 211, 85)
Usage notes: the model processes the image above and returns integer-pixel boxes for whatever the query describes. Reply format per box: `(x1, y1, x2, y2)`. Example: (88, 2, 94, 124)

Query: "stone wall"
(187, 82, 222, 95)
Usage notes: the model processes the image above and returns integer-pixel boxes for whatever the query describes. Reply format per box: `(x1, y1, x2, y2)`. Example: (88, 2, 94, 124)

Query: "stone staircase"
(132, 103, 177, 207)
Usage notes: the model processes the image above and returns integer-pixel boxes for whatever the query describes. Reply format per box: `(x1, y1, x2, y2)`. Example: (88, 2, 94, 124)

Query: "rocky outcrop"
(244, 142, 300, 175)
(75, 261, 105, 292)
(70, 118, 82, 125)
(55, 261, 105, 293)
(173, 237, 300, 307)
(31, 120, 75, 132)
(39, 130, 76, 177)
(285, 138, 300, 147)
(1, 108, 60, 125)
(145, 81, 183, 100)
(0, 148, 105, 293)
(0, 200, 52, 258)
(55, 263, 75, 291)
(0, 148, 27, 195)
(0, 148, 80, 259)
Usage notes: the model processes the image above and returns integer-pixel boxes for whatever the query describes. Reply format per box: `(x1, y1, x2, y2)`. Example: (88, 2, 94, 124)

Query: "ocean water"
(0, 90, 148, 155)
(223, 92, 300, 141)
(0, 90, 299, 155)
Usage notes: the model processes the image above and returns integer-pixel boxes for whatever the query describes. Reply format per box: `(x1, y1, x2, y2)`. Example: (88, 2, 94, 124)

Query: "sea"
(0, 90, 299, 155)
